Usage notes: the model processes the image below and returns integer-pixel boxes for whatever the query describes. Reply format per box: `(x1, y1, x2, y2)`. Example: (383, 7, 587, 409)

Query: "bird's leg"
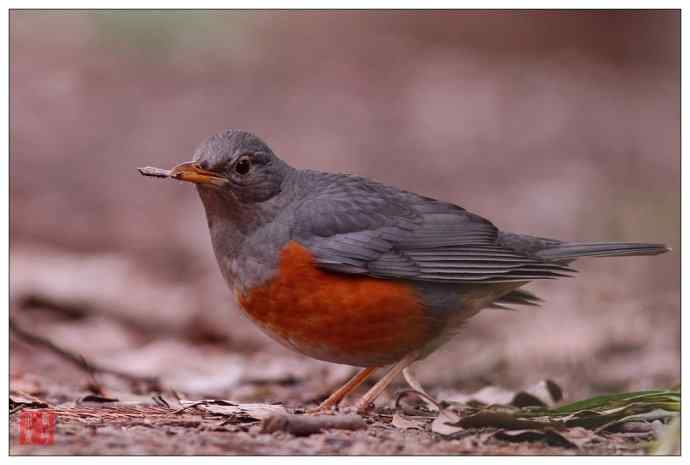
(309, 367, 377, 414)
(354, 352, 418, 413)
(402, 366, 439, 411)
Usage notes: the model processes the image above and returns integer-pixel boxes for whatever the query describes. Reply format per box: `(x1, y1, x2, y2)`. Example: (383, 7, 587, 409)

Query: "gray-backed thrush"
(139, 129, 669, 413)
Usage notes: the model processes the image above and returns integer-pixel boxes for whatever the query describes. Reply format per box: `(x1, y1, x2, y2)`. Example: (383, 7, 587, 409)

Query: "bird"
(138, 129, 669, 413)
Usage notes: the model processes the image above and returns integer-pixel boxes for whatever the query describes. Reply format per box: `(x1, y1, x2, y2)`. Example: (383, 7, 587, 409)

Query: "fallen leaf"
(450, 385, 516, 406)
(430, 409, 463, 435)
(391, 413, 426, 430)
(493, 428, 578, 449)
(181, 400, 288, 421)
(441, 379, 564, 408)
(559, 426, 601, 449)
(457, 410, 558, 431)
(10, 393, 49, 413)
(77, 394, 120, 404)
(512, 379, 563, 408)
(595, 408, 679, 433)
(544, 390, 679, 416)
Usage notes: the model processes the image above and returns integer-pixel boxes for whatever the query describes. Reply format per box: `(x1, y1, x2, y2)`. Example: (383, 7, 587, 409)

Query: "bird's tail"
(534, 242, 670, 261)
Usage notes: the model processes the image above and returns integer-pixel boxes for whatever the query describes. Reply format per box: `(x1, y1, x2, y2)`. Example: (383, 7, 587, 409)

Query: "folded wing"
(292, 173, 575, 283)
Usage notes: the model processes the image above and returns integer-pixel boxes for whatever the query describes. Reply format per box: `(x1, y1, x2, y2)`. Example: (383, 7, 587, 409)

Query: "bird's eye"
(234, 156, 252, 175)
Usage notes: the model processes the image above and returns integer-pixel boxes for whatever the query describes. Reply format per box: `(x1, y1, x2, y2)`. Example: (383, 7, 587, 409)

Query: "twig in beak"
(137, 166, 172, 178)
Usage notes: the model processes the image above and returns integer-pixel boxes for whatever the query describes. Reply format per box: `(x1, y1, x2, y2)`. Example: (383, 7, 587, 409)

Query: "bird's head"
(169, 129, 290, 204)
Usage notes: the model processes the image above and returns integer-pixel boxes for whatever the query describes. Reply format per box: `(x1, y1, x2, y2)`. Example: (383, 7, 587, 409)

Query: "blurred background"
(10, 10, 679, 409)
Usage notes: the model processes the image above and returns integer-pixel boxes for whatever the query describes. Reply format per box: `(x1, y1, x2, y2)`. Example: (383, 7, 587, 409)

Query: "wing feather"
(291, 172, 575, 283)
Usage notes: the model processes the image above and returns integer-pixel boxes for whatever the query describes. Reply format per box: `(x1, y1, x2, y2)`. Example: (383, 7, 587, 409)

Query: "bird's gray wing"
(291, 173, 575, 283)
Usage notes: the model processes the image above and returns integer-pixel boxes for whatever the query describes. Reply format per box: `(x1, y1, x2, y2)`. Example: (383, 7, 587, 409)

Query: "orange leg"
(354, 352, 418, 413)
(309, 367, 377, 413)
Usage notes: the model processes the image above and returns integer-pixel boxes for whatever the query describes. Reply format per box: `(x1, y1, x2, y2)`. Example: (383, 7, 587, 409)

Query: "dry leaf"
(493, 428, 578, 449)
(430, 409, 463, 435)
(443, 380, 564, 408)
(458, 411, 558, 430)
(512, 379, 563, 407)
(10, 392, 50, 412)
(186, 400, 288, 421)
(77, 394, 119, 404)
(446, 385, 515, 406)
(391, 413, 426, 430)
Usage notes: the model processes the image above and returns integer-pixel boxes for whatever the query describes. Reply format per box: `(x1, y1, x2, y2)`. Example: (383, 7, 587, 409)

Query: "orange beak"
(169, 161, 227, 187)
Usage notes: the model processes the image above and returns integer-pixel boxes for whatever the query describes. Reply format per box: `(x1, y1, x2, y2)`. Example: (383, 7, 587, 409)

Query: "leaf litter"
(426, 385, 679, 451)
(10, 247, 679, 455)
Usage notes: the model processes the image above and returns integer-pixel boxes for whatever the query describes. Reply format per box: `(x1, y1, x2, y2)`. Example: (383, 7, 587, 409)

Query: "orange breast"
(237, 241, 432, 366)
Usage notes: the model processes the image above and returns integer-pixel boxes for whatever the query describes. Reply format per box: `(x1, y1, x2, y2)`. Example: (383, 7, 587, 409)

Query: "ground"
(10, 247, 679, 455)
